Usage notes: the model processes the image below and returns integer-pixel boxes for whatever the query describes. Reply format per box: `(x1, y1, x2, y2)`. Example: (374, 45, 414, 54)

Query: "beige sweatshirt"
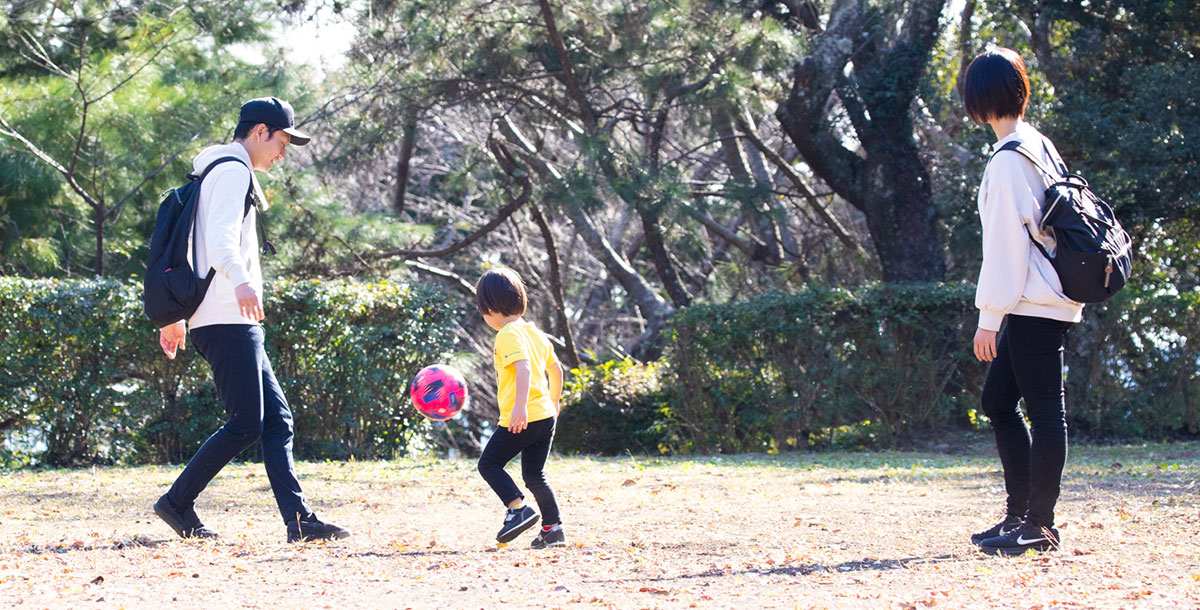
(975, 121, 1084, 331)
(186, 143, 269, 329)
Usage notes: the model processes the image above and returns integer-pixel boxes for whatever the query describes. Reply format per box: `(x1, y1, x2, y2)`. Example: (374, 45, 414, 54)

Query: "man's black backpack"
(992, 140, 1133, 303)
(143, 157, 273, 327)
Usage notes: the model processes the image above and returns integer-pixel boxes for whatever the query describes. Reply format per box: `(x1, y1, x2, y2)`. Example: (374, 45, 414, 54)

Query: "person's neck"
(233, 140, 266, 172)
(497, 314, 523, 328)
(988, 117, 1021, 142)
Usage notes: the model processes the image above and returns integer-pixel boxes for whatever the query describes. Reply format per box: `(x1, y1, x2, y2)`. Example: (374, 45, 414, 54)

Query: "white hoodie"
(975, 120, 1084, 331)
(186, 143, 270, 329)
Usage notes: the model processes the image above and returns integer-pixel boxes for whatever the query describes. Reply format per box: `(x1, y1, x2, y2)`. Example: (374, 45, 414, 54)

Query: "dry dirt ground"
(1, 441, 1197, 609)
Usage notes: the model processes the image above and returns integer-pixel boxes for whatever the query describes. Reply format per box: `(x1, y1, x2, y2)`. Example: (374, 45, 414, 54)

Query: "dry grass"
(1, 439, 1197, 609)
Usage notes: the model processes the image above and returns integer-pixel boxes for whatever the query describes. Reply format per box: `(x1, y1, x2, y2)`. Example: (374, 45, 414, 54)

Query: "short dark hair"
(476, 267, 527, 317)
(232, 121, 280, 140)
(963, 48, 1030, 123)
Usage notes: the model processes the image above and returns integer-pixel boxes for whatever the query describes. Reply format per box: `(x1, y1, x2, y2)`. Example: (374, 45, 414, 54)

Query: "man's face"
(247, 125, 291, 171)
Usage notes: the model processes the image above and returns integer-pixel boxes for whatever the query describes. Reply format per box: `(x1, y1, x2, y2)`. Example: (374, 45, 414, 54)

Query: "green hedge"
(1065, 289, 1200, 437)
(0, 277, 457, 466)
(557, 283, 1200, 455)
(554, 358, 673, 455)
(662, 283, 983, 453)
(6, 278, 1196, 463)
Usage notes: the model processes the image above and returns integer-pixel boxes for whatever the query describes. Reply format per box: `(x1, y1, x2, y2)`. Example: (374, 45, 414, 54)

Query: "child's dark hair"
(963, 48, 1030, 123)
(476, 267, 527, 316)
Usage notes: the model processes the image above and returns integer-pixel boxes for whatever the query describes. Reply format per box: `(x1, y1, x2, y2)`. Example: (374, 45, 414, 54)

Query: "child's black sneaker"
(531, 526, 565, 549)
(286, 514, 351, 543)
(154, 494, 219, 539)
(970, 514, 1023, 546)
(979, 521, 1060, 556)
(496, 505, 538, 543)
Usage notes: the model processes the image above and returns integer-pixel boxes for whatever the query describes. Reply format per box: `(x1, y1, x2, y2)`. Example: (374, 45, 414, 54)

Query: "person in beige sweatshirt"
(963, 49, 1084, 557)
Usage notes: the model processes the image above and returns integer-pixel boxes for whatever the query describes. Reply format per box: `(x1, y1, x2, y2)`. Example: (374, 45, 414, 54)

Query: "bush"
(1064, 289, 1200, 438)
(663, 282, 1200, 452)
(555, 358, 672, 455)
(664, 283, 983, 453)
(0, 277, 458, 465)
(267, 279, 458, 460)
(0, 278, 148, 465)
(4, 278, 1194, 463)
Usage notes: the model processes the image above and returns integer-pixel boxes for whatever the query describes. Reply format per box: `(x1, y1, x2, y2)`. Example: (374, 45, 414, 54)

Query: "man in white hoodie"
(153, 97, 349, 543)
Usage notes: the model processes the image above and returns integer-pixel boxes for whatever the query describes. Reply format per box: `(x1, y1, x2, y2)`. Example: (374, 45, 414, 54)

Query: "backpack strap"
(987, 141, 1062, 264)
(191, 156, 275, 256)
(990, 140, 1065, 181)
(244, 188, 276, 256)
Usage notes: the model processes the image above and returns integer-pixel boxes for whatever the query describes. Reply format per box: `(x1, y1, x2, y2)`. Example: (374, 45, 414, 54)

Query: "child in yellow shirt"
(475, 267, 565, 548)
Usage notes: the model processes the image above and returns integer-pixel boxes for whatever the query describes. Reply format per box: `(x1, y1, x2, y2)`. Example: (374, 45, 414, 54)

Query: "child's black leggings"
(477, 417, 561, 526)
(980, 314, 1072, 528)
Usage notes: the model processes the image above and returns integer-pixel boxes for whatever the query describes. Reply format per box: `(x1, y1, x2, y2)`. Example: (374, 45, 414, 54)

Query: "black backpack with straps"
(143, 156, 275, 327)
(991, 140, 1132, 303)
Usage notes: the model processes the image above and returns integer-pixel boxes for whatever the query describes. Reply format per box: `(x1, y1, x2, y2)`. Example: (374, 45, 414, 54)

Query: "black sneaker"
(979, 521, 1060, 556)
(286, 514, 351, 543)
(530, 526, 565, 549)
(154, 494, 219, 539)
(496, 505, 538, 543)
(970, 514, 1024, 546)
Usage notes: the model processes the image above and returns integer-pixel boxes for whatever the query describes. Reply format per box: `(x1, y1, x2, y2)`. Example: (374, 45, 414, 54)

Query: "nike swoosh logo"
(1016, 535, 1048, 545)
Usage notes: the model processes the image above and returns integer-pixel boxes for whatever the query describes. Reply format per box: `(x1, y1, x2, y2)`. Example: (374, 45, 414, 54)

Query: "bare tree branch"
(107, 123, 211, 219)
(733, 112, 866, 257)
(403, 259, 477, 297)
(369, 137, 531, 261)
(0, 114, 102, 211)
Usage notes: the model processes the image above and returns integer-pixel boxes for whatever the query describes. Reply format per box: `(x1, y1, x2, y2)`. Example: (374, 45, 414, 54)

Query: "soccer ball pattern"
(410, 364, 469, 421)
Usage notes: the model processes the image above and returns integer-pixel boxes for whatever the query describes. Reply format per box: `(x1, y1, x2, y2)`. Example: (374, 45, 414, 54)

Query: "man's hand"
(159, 321, 186, 360)
(234, 282, 264, 321)
(508, 405, 529, 434)
(974, 327, 999, 362)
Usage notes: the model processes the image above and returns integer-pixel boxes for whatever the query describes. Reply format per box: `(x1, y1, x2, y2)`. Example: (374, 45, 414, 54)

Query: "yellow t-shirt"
(494, 319, 558, 427)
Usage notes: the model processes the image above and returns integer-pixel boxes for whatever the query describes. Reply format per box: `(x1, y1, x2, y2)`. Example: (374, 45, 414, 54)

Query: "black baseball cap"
(238, 97, 311, 146)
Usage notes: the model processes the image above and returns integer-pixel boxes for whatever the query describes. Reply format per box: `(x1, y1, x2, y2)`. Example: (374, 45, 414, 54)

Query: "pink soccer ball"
(410, 364, 469, 421)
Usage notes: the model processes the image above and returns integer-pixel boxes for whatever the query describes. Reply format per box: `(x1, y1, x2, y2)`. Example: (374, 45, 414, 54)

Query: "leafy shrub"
(0, 277, 191, 465)
(0, 277, 457, 465)
(664, 283, 983, 453)
(1065, 289, 1200, 438)
(664, 282, 1200, 452)
(267, 279, 458, 459)
(555, 358, 673, 455)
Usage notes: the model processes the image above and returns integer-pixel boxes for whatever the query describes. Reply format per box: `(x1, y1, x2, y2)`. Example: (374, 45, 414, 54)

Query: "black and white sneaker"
(154, 494, 219, 539)
(496, 505, 538, 543)
(970, 515, 1024, 546)
(287, 514, 351, 543)
(530, 526, 565, 549)
(979, 521, 1060, 556)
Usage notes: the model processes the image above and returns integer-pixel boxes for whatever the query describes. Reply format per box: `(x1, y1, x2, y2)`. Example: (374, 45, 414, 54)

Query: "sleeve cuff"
(978, 310, 1006, 332)
(227, 266, 251, 288)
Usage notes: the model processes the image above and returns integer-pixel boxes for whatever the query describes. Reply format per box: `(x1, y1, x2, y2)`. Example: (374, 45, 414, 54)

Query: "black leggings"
(477, 417, 560, 526)
(980, 314, 1072, 527)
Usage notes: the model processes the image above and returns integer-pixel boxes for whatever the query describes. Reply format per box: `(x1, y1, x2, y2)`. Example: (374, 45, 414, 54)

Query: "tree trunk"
(774, 0, 947, 282)
(858, 139, 945, 282)
(711, 106, 784, 264)
(529, 202, 582, 368)
(393, 111, 419, 216)
(94, 203, 104, 276)
(636, 201, 692, 307)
